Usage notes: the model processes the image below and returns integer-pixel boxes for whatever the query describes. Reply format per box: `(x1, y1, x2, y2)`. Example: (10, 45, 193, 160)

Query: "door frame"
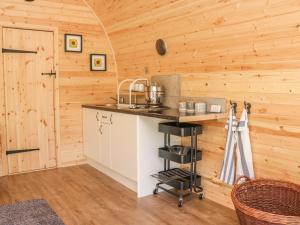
(0, 22, 61, 176)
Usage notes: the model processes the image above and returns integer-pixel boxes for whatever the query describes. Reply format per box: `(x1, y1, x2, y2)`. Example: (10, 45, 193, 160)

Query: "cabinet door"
(99, 121, 111, 168)
(83, 108, 100, 162)
(111, 112, 137, 181)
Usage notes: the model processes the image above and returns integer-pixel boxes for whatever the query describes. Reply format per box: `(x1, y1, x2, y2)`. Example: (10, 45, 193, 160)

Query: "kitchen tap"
(117, 79, 134, 107)
(117, 78, 149, 109)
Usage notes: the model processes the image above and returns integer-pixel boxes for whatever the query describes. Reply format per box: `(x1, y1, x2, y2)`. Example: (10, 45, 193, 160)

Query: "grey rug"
(0, 199, 65, 225)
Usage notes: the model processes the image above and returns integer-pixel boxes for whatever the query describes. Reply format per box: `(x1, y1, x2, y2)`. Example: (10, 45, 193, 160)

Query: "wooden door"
(2, 28, 56, 174)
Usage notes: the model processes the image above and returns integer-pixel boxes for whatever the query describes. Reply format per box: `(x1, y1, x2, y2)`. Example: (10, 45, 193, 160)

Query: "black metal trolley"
(151, 122, 204, 207)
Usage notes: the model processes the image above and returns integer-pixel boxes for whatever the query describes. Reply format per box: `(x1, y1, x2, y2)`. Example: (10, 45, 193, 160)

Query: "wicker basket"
(231, 176, 300, 225)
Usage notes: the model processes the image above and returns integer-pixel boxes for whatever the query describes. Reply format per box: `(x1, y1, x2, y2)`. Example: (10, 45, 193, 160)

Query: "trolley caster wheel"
(199, 193, 205, 200)
(153, 188, 158, 195)
(178, 198, 183, 207)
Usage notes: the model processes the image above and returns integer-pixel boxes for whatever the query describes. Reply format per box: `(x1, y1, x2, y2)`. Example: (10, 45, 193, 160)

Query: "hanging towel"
(220, 107, 255, 185)
(235, 109, 255, 179)
(219, 107, 238, 185)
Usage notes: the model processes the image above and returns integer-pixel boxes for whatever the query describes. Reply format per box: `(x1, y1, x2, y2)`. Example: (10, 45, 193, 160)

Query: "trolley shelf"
(151, 168, 201, 190)
(158, 146, 202, 164)
(153, 121, 204, 207)
(158, 122, 202, 137)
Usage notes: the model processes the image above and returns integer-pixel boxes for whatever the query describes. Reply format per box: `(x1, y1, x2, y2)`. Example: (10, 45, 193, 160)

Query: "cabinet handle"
(110, 114, 113, 125)
(96, 112, 100, 121)
(99, 124, 103, 135)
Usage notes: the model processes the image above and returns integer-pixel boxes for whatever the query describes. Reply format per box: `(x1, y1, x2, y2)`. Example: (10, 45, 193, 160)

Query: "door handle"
(99, 124, 103, 135)
(41, 69, 56, 78)
(110, 114, 113, 125)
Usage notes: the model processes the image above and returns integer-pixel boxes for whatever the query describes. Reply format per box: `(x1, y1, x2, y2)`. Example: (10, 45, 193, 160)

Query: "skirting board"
(87, 159, 137, 193)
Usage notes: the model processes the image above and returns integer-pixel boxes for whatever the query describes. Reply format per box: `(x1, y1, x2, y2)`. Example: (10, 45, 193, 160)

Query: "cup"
(195, 102, 207, 113)
(178, 102, 187, 112)
(138, 83, 144, 92)
(133, 83, 139, 92)
(186, 101, 195, 113)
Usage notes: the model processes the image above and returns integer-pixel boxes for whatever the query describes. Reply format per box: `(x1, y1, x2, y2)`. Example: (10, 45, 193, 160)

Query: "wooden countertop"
(178, 112, 227, 122)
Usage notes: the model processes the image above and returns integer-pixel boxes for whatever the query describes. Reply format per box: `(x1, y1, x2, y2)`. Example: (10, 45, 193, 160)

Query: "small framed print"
(65, 34, 82, 52)
(90, 54, 107, 71)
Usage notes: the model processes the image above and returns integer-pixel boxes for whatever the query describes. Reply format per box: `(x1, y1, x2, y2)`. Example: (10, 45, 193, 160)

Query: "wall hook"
(230, 100, 237, 114)
(244, 101, 251, 114)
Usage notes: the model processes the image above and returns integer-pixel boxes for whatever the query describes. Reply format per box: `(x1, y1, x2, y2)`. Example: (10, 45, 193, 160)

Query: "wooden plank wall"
(0, 0, 117, 172)
(87, 0, 300, 208)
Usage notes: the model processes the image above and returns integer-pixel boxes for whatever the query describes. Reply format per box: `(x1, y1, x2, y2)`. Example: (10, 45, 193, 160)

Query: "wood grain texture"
(0, 165, 238, 225)
(87, 0, 300, 208)
(0, 0, 118, 172)
(3, 28, 56, 174)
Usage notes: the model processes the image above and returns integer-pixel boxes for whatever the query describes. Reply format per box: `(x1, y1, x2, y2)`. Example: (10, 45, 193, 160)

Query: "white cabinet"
(99, 121, 111, 168)
(83, 108, 100, 162)
(83, 108, 112, 168)
(83, 108, 138, 185)
(83, 107, 171, 196)
(111, 112, 138, 181)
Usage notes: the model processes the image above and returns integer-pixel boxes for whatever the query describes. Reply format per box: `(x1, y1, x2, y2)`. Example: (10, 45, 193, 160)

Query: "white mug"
(195, 102, 206, 113)
(186, 101, 195, 113)
(133, 83, 139, 92)
(178, 102, 187, 112)
(138, 83, 144, 92)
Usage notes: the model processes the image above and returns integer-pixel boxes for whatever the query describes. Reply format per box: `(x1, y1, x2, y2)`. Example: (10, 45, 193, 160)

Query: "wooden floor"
(0, 165, 238, 225)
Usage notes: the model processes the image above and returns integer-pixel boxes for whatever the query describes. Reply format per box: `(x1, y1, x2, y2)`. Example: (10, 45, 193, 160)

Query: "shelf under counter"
(178, 112, 227, 122)
(82, 104, 226, 122)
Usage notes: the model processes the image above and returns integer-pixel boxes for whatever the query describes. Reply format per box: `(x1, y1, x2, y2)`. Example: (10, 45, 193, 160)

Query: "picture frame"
(64, 34, 82, 53)
(90, 54, 107, 71)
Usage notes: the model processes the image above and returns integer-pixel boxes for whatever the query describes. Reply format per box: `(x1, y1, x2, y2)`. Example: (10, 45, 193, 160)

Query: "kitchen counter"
(82, 104, 226, 122)
(82, 103, 226, 197)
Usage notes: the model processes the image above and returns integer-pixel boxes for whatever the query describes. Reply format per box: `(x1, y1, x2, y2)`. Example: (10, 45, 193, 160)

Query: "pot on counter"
(145, 83, 164, 105)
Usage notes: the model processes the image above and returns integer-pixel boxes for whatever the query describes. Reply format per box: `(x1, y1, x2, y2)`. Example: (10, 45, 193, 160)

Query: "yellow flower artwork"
(90, 54, 106, 71)
(69, 39, 78, 48)
(65, 34, 82, 52)
(94, 58, 102, 67)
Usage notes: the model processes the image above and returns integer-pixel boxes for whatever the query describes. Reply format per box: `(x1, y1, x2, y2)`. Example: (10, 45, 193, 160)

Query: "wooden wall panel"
(87, 0, 300, 208)
(0, 0, 117, 171)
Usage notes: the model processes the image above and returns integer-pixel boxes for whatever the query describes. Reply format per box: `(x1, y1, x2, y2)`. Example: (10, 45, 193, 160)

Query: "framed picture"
(90, 54, 107, 71)
(64, 34, 82, 52)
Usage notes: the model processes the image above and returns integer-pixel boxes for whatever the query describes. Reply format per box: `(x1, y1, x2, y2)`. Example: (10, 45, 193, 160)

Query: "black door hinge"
(2, 48, 37, 54)
(6, 148, 40, 155)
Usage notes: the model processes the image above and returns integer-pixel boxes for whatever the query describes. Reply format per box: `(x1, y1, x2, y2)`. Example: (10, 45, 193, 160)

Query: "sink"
(94, 104, 168, 113)
(96, 103, 116, 107)
(104, 103, 116, 107)
(131, 108, 149, 112)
